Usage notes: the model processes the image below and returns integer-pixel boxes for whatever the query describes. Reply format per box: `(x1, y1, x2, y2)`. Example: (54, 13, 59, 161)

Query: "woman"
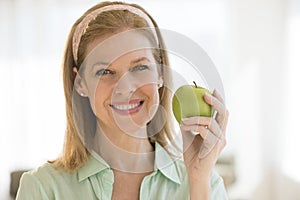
(17, 1, 229, 199)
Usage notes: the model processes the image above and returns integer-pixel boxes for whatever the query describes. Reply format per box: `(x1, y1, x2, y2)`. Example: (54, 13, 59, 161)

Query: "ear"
(158, 76, 164, 88)
(73, 67, 88, 97)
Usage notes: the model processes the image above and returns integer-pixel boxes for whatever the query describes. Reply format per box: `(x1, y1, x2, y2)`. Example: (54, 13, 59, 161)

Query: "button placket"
(101, 169, 114, 200)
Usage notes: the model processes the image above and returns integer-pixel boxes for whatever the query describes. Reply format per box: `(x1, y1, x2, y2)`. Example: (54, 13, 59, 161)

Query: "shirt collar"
(154, 142, 181, 184)
(78, 151, 109, 182)
(78, 142, 181, 184)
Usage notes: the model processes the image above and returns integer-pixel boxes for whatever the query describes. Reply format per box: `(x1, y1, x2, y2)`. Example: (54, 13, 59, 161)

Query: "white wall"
(227, 0, 300, 199)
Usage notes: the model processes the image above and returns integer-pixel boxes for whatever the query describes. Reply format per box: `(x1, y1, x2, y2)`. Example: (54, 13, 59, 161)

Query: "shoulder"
(23, 162, 76, 184)
(16, 162, 77, 199)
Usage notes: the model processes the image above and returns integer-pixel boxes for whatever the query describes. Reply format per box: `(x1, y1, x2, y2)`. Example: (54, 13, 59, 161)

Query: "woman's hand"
(180, 89, 229, 188)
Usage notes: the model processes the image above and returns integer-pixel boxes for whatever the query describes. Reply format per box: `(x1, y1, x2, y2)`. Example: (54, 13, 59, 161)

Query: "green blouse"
(16, 143, 228, 200)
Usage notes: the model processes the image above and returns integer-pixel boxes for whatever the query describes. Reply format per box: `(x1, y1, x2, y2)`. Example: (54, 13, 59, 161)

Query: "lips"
(110, 99, 144, 115)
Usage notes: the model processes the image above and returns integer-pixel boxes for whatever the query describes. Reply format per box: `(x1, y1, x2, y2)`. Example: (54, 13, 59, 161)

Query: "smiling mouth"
(110, 100, 144, 115)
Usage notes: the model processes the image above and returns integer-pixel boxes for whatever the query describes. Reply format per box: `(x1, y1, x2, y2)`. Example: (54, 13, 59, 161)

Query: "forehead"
(83, 29, 156, 67)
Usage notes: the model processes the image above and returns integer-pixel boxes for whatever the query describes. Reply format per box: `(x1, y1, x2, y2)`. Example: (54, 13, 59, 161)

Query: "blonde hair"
(52, 1, 175, 171)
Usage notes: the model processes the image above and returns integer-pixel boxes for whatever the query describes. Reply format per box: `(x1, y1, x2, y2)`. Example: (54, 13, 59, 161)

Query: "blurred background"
(1, 0, 300, 199)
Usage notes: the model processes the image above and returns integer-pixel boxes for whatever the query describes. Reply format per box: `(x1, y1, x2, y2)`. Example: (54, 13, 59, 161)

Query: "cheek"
(93, 82, 113, 113)
(144, 84, 160, 106)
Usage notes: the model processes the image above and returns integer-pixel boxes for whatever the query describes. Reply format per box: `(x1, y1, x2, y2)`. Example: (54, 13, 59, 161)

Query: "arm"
(188, 178, 210, 200)
(180, 89, 229, 199)
(189, 170, 228, 200)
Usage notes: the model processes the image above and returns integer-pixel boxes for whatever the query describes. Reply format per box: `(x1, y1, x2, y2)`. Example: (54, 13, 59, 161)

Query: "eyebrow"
(92, 57, 151, 70)
(130, 57, 151, 65)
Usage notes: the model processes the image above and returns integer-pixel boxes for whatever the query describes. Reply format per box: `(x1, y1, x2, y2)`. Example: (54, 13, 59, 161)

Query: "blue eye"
(131, 65, 150, 72)
(95, 69, 114, 76)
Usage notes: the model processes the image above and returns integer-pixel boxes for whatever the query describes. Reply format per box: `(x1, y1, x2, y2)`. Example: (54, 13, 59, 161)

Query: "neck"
(93, 123, 155, 173)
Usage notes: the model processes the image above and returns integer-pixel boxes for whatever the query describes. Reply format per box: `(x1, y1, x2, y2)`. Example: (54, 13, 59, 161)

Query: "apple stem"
(193, 81, 198, 88)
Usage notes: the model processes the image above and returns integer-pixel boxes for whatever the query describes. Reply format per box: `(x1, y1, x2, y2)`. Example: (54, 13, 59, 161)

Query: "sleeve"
(16, 172, 49, 200)
(210, 170, 229, 200)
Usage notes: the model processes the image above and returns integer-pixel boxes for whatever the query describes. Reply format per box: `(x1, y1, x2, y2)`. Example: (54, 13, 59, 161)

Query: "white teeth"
(112, 102, 141, 111)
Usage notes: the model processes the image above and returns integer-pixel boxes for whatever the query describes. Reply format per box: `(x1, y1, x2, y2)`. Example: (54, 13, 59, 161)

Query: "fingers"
(182, 117, 223, 140)
(180, 89, 229, 161)
(200, 134, 227, 159)
(181, 123, 225, 159)
(181, 124, 210, 139)
(213, 89, 225, 104)
(204, 90, 229, 131)
(203, 90, 226, 118)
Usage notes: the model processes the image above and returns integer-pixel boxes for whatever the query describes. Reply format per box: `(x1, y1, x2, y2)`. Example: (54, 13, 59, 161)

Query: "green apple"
(172, 81, 212, 124)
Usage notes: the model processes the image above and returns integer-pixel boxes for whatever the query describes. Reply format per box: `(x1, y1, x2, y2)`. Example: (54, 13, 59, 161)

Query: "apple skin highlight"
(172, 84, 212, 124)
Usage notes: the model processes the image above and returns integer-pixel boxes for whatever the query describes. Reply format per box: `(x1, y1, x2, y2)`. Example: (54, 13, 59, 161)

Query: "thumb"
(198, 132, 219, 158)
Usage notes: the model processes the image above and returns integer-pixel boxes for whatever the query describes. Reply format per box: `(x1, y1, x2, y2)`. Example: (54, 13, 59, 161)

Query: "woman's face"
(79, 30, 163, 137)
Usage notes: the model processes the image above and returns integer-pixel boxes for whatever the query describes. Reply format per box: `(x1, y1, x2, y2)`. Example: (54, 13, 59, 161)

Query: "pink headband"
(72, 4, 158, 66)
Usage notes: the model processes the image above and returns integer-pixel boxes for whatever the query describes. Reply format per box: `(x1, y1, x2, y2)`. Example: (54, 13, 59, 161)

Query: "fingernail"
(204, 92, 211, 101)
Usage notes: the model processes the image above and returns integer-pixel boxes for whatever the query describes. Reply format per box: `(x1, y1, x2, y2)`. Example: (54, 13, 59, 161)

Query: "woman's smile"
(110, 99, 144, 115)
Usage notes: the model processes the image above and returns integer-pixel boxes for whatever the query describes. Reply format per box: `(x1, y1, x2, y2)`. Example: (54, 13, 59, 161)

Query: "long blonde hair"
(52, 1, 174, 171)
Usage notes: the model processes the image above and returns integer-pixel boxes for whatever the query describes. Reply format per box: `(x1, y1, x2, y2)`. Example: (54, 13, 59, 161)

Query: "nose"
(114, 73, 137, 95)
